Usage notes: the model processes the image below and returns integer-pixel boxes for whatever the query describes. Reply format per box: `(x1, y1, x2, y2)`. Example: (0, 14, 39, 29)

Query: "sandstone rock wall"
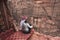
(7, 0, 60, 36)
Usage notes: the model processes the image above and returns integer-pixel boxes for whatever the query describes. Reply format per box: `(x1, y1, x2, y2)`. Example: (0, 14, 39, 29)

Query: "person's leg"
(27, 28, 31, 33)
(21, 30, 29, 34)
(22, 28, 31, 34)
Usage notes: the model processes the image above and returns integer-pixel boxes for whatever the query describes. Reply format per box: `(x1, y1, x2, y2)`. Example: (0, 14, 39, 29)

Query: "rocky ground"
(29, 31, 60, 40)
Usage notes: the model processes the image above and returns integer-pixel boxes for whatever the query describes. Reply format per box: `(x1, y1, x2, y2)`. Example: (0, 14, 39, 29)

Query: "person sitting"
(20, 16, 33, 34)
(22, 20, 33, 34)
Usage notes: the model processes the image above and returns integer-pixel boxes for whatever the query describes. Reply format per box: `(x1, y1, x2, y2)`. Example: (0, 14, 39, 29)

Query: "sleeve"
(27, 23, 33, 28)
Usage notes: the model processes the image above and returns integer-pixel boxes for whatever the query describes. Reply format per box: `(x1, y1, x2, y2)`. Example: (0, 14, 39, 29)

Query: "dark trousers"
(22, 28, 31, 34)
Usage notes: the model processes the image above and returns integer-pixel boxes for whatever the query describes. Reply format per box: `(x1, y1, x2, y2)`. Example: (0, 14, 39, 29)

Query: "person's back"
(20, 20, 25, 30)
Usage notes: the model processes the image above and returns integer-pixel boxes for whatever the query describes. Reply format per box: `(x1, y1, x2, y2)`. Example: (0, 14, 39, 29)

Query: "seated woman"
(20, 16, 33, 34)
(22, 20, 33, 34)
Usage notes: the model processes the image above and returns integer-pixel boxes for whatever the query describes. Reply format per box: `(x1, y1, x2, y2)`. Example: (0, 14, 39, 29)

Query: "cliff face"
(7, 0, 60, 37)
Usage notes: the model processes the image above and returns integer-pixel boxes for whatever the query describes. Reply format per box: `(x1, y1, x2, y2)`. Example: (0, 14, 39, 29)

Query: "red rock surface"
(5, 31, 33, 40)
(29, 32, 60, 40)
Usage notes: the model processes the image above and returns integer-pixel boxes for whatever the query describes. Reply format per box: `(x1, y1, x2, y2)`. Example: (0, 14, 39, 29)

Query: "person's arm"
(27, 23, 33, 28)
